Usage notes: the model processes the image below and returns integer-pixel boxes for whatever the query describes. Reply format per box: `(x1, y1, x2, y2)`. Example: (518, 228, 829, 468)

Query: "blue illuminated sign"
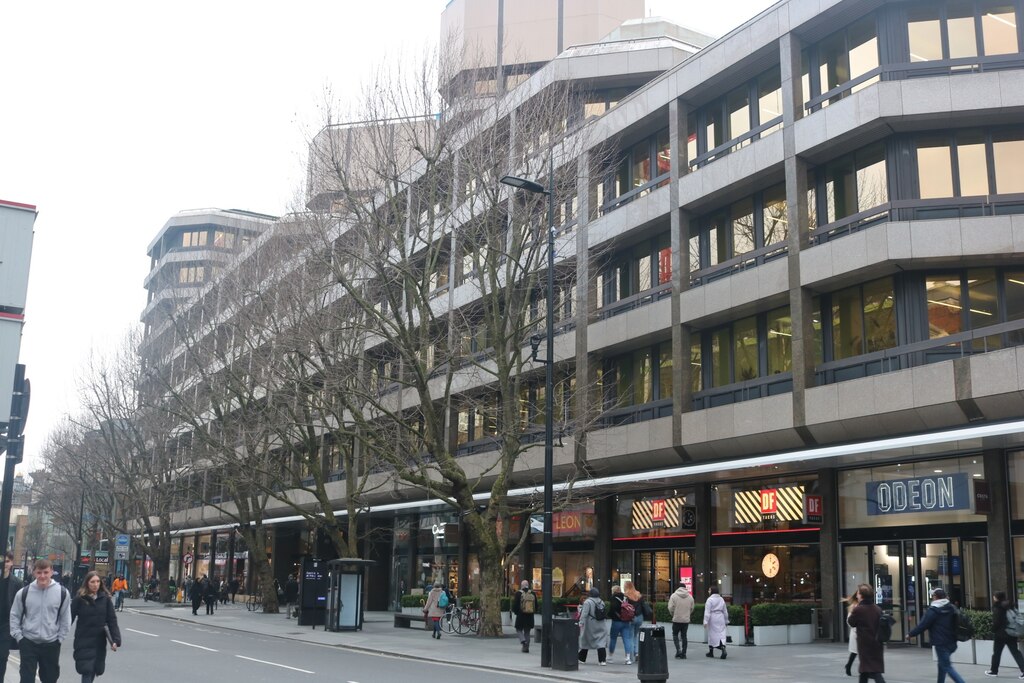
(866, 473, 970, 516)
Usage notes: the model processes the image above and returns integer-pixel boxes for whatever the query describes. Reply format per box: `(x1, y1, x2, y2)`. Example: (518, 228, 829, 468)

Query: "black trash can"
(550, 617, 579, 671)
(637, 624, 669, 681)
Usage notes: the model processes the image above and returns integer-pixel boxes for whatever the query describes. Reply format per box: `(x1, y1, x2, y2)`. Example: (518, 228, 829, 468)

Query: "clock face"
(762, 552, 780, 578)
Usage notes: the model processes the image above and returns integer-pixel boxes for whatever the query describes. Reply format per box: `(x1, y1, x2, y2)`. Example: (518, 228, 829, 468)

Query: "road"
(6, 609, 551, 683)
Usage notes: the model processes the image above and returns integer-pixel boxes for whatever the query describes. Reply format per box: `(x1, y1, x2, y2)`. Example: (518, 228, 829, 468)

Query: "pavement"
(126, 599, 989, 682)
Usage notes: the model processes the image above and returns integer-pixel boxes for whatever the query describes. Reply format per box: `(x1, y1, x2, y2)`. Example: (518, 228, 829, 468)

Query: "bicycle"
(245, 592, 263, 612)
(449, 604, 481, 635)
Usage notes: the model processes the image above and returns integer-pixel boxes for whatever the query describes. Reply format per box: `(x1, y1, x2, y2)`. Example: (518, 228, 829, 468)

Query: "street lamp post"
(501, 163, 556, 668)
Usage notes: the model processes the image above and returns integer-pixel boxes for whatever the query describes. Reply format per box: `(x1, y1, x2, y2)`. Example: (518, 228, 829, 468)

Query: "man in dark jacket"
(0, 553, 24, 681)
(907, 588, 966, 683)
(987, 590, 1024, 678)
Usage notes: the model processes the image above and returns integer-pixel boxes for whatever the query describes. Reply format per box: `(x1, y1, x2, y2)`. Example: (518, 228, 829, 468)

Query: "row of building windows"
(179, 230, 237, 249)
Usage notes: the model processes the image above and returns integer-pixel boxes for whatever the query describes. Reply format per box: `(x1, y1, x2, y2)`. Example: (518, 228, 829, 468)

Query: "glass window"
(690, 333, 703, 393)
(908, 7, 943, 61)
(926, 276, 963, 338)
(863, 278, 897, 353)
(856, 143, 889, 212)
(758, 68, 783, 133)
(818, 28, 850, 95)
(710, 328, 731, 387)
(709, 216, 727, 266)
(967, 268, 999, 328)
(832, 285, 864, 360)
(848, 16, 880, 91)
(656, 129, 671, 178)
(636, 246, 652, 293)
(993, 130, 1024, 194)
(1006, 272, 1024, 321)
(688, 234, 700, 274)
(657, 235, 672, 285)
(733, 316, 759, 382)
(917, 137, 954, 199)
(634, 349, 653, 404)
(686, 114, 698, 165)
(659, 342, 673, 400)
(706, 106, 725, 152)
(958, 131, 990, 196)
(762, 183, 788, 246)
(727, 86, 750, 143)
(826, 158, 857, 223)
(631, 140, 651, 188)
(948, 2, 980, 58)
(767, 307, 792, 374)
(457, 410, 470, 445)
(981, 3, 1018, 55)
(731, 198, 755, 257)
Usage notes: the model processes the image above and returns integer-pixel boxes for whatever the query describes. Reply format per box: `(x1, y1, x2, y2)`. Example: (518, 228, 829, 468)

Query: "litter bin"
(637, 624, 669, 681)
(550, 616, 579, 671)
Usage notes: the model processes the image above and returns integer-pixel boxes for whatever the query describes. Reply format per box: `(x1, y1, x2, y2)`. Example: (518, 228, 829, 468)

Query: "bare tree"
(303, 41, 611, 636)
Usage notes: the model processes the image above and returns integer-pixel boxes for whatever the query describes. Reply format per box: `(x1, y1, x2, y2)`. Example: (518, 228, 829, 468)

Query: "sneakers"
(624, 657, 633, 665)
(607, 656, 614, 664)
(984, 673, 996, 678)
(599, 661, 607, 666)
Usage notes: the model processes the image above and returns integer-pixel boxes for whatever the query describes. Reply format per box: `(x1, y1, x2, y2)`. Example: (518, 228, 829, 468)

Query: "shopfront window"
(712, 544, 821, 604)
(613, 493, 696, 539)
(839, 457, 986, 529)
(530, 552, 594, 599)
(712, 477, 820, 533)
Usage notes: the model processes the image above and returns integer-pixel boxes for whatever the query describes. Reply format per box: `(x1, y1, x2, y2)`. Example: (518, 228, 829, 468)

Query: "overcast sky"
(0, 0, 778, 473)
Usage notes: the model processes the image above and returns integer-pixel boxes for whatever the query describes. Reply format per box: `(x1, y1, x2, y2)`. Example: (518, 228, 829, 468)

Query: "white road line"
(171, 639, 218, 652)
(126, 628, 159, 637)
(235, 654, 314, 674)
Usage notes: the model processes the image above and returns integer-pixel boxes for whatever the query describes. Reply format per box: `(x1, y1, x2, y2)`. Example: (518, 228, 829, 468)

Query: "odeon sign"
(865, 473, 970, 516)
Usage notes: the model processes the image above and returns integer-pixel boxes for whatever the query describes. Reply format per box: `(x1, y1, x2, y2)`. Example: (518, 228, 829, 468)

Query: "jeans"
(672, 622, 689, 656)
(631, 616, 644, 656)
(992, 635, 1024, 673)
(19, 639, 61, 683)
(609, 620, 634, 659)
(114, 590, 124, 610)
(935, 645, 966, 683)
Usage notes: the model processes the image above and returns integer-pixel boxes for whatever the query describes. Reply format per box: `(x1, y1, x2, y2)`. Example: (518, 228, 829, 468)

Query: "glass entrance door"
(915, 540, 952, 647)
(872, 544, 905, 642)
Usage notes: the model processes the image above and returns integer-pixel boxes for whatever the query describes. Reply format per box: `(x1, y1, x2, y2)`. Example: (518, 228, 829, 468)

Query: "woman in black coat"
(847, 585, 886, 683)
(71, 571, 122, 683)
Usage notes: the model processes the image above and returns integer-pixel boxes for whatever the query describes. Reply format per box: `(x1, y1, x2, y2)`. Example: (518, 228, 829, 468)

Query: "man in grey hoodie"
(667, 580, 695, 659)
(10, 559, 71, 683)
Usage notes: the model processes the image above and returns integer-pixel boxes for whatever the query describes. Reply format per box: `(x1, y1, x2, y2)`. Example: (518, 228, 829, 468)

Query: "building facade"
(147, 0, 1024, 642)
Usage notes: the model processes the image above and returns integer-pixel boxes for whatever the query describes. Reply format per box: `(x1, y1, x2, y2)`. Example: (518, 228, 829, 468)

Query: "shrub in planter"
(400, 594, 426, 608)
(964, 609, 993, 640)
(500, 596, 512, 612)
(458, 595, 479, 607)
(750, 603, 813, 626)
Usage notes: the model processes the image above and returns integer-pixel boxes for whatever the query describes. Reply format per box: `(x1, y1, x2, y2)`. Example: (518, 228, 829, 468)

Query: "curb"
(129, 607, 591, 683)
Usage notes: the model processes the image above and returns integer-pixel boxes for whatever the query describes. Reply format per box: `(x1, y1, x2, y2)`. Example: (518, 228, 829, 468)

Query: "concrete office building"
(148, 0, 1024, 643)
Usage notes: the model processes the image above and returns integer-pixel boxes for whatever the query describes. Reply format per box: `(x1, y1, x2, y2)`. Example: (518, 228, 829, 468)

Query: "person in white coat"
(703, 586, 728, 660)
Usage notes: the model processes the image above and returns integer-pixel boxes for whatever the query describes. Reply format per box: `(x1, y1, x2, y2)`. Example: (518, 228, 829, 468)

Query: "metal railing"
(596, 282, 672, 321)
(689, 241, 789, 287)
(692, 372, 793, 411)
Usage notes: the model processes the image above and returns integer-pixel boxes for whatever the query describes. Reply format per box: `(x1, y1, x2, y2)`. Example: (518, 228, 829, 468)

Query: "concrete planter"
(401, 606, 424, 616)
(788, 624, 814, 644)
(727, 625, 746, 644)
(753, 625, 788, 646)
(932, 642, 975, 665)
(971, 639, 1018, 669)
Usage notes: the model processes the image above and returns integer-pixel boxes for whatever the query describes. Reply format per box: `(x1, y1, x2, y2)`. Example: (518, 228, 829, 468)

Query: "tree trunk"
(464, 513, 505, 637)
(247, 531, 278, 613)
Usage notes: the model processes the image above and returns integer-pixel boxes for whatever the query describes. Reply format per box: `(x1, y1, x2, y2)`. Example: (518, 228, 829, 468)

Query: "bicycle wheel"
(468, 609, 480, 634)
(442, 608, 457, 634)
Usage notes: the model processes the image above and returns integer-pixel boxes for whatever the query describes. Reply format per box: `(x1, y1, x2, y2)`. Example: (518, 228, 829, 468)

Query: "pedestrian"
(71, 571, 121, 683)
(512, 580, 536, 653)
(844, 587, 862, 677)
(229, 578, 240, 604)
(10, 558, 72, 683)
(0, 552, 24, 680)
(987, 590, 1024, 677)
(204, 576, 218, 615)
(703, 586, 728, 659)
(577, 587, 608, 665)
(110, 576, 127, 612)
(284, 574, 299, 619)
(907, 588, 964, 683)
(667, 579, 694, 659)
(608, 585, 635, 664)
(848, 584, 886, 683)
(623, 581, 648, 663)
(422, 582, 446, 639)
(191, 576, 206, 615)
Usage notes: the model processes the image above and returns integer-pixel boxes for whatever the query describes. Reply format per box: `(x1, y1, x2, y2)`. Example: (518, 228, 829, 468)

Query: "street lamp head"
(500, 175, 548, 195)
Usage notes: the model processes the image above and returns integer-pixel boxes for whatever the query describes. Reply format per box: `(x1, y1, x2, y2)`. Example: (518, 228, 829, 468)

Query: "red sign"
(552, 511, 596, 538)
(650, 499, 667, 523)
(760, 489, 778, 515)
(804, 495, 823, 524)
(679, 567, 693, 594)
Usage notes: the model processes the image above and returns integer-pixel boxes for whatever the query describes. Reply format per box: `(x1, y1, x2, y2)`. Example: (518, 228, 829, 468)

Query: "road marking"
(171, 639, 218, 652)
(126, 628, 159, 637)
(235, 655, 314, 674)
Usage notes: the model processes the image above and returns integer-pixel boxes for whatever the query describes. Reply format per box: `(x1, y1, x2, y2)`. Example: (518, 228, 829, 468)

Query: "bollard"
(637, 624, 669, 681)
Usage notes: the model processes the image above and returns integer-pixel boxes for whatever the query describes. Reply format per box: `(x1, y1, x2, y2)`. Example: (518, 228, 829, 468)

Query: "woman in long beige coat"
(422, 583, 446, 639)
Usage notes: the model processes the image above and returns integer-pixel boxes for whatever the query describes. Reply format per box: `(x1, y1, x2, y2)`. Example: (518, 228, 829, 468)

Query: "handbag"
(103, 625, 116, 648)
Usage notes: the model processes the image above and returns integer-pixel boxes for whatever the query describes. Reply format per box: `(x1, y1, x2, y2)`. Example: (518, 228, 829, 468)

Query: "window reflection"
(758, 70, 783, 135)
(981, 3, 1018, 55)
(958, 132, 989, 196)
(993, 132, 1024, 193)
(926, 276, 962, 338)
(733, 316, 759, 382)
(767, 308, 793, 374)
(908, 8, 943, 61)
(967, 269, 999, 349)
(690, 333, 703, 393)
(731, 198, 755, 257)
(917, 138, 954, 199)
(711, 328, 731, 387)
(831, 278, 896, 360)
(763, 184, 788, 246)
(948, 2, 980, 58)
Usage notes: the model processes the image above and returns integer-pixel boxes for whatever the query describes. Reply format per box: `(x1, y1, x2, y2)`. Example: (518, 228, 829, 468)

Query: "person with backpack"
(422, 583, 446, 639)
(986, 590, 1024, 678)
(703, 586, 729, 660)
(848, 584, 886, 683)
(577, 587, 609, 665)
(667, 579, 694, 659)
(71, 571, 121, 683)
(608, 584, 635, 665)
(623, 581, 648, 664)
(0, 552, 25, 681)
(512, 580, 536, 653)
(10, 559, 72, 683)
(907, 588, 965, 683)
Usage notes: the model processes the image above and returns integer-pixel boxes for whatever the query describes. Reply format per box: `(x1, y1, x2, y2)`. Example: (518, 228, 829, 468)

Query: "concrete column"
(575, 150, 592, 466)
(670, 99, 694, 458)
(817, 468, 840, 640)
(594, 497, 614, 595)
(694, 483, 713, 599)
(780, 32, 816, 439)
(985, 449, 1013, 597)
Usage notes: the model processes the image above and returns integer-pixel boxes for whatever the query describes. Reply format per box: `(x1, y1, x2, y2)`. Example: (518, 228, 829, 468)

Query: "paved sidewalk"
(127, 599, 986, 682)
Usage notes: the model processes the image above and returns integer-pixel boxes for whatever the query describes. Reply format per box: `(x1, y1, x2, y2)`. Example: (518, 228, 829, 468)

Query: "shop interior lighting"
(987, 12, 1017, 28)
